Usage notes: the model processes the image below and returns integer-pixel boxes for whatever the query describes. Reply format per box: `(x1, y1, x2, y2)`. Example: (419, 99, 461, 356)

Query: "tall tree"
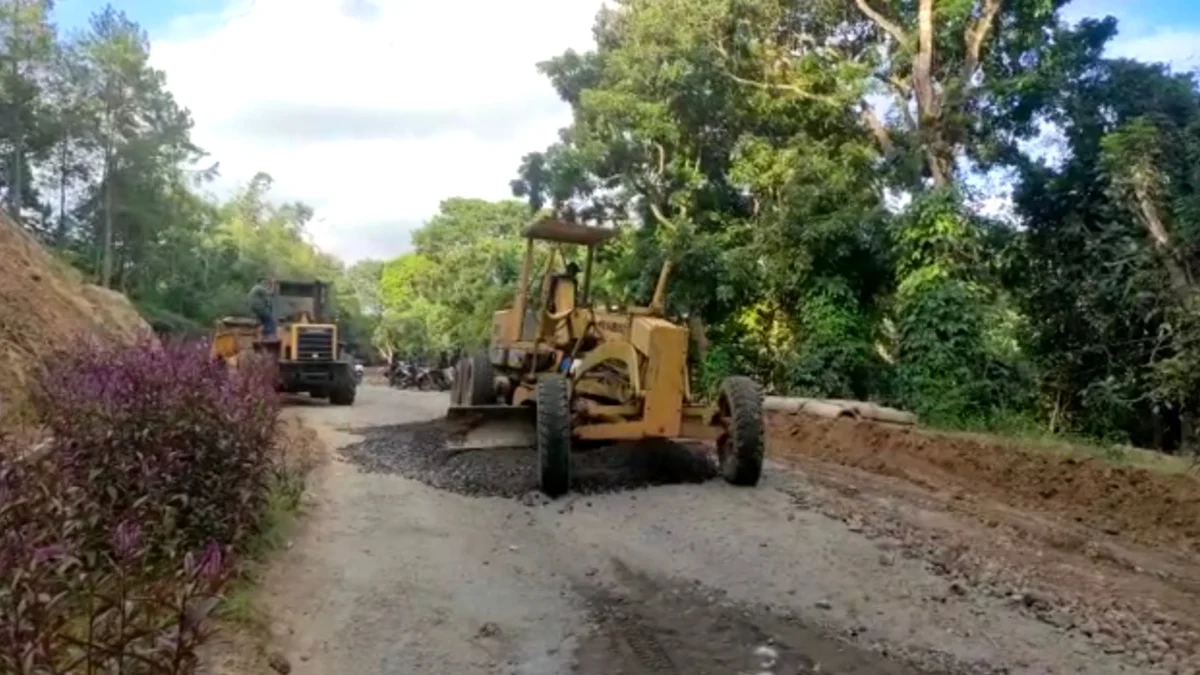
(40, 39, 93, 243)
(1014, 54, 1200, 449)
(76, 5, 198, 288)
(841, 0, 1071, 186)
(511, 0, 894, 395)
(0, 0, 55, 216)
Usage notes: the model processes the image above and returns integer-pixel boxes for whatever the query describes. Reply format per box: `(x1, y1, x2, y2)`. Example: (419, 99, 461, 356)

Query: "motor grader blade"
(444, 405, 537, 450)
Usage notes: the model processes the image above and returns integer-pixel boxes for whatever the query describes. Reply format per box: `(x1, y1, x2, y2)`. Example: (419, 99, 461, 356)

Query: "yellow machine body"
(210, 280, 356, 405)
(451, 218, 720, 443)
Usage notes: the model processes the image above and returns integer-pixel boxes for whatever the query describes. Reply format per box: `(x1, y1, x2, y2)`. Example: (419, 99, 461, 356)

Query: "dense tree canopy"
(0, 2, 373, 347)
(380, 0, 1200, 453)
(6, 0, 1200, 452)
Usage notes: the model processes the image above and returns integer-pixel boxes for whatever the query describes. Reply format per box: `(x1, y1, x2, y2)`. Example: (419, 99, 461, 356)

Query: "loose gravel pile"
(339, 419, 718, 498)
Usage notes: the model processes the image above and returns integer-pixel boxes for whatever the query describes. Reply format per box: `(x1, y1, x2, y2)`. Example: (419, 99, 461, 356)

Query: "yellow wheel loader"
(211, 280, 357, 405)
(447, 218, 764, 496)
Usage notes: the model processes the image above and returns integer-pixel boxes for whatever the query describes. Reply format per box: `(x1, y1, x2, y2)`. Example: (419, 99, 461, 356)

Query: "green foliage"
(0, 342, 282, 672)
(7, 0, 1200, 455)
(507, 0, 895, 398)
(0, 4, 372, 350)
(890, 191, 1033, 424)
(371, 199, 535, 359)
(1013, 53, 1200, 449)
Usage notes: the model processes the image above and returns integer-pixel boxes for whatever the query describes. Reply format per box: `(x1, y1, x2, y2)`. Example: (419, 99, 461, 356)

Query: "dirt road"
(209, 386, 1189, 675)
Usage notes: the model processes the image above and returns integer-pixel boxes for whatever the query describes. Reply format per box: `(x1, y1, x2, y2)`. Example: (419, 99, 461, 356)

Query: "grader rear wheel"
(716, 376, 764, 486)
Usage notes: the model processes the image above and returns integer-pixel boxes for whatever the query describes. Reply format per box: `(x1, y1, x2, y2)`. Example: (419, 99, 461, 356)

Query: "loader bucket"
(444, 404, 537, 450)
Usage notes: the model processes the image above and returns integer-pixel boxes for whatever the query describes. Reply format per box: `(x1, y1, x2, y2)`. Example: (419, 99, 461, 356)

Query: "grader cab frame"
(449, 218, 764, 496)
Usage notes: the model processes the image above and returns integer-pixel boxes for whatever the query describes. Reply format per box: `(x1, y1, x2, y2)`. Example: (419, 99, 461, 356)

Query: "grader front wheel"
(716, 376, 765, 486)
(536, 374, 571, 497)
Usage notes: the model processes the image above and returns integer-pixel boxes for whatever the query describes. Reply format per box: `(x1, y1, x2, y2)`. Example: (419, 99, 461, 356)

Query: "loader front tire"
(716, 376, 764, 486)
(536, 374, 571, 497)
(329, 379, 356, 406)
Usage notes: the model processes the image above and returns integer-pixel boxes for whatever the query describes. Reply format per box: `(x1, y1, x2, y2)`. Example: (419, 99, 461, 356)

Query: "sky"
(49, 0, 1200, 264)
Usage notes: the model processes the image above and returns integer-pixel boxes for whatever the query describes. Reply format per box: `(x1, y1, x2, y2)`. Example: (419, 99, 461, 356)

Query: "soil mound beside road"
(767, 411, 1200, 553)
(0, 214, 154, 427)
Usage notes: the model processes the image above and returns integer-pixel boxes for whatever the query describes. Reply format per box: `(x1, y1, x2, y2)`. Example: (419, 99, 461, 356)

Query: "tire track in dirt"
(572, 558, 930, 675)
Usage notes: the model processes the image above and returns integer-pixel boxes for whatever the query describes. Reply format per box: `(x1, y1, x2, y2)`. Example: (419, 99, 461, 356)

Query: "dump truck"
(210, 279, 357, 405)
(447, 218, 764, 496)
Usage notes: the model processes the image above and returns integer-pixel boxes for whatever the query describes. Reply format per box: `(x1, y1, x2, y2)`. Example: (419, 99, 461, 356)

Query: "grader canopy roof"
(522, 219, 617, 246)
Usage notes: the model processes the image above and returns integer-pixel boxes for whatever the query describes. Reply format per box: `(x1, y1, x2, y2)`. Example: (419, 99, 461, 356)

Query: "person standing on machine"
(248, 277, 277, 339)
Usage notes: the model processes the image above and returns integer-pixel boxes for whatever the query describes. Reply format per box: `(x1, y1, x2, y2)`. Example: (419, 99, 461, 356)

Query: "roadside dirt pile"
(767, 412, 1200, 553)
(0, 213, 154, 426)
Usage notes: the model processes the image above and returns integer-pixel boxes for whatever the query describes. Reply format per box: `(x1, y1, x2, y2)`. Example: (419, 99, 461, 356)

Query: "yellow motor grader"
(447, 218, 764, 496)
(210, 280, 357, 406)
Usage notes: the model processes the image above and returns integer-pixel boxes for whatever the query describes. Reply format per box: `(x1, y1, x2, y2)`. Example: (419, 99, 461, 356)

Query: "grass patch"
(218, 469, 308, 625)
(926, 411, 1198, 476)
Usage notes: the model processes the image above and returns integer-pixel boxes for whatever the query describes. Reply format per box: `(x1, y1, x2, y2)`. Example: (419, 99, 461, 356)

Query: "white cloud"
(1111, 29, 1200, 70)
(151, 0, 603, 263)
(1061, 0, 1200, 70)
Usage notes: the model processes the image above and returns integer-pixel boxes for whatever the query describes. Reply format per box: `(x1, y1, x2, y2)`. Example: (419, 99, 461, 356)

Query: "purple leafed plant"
(1, 340, 282, 673)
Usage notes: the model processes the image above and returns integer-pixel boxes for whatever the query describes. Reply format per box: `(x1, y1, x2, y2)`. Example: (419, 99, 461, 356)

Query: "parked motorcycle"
(387, 360, 454, 392)
(424, 366, 453, 391)
(414, 366, 437, 391)
(388, 361, 416, 388)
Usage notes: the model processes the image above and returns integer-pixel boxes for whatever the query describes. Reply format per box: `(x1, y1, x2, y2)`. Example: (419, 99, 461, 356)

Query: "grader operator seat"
(541, 269, 579, 341)
(547, 264, 580, 315)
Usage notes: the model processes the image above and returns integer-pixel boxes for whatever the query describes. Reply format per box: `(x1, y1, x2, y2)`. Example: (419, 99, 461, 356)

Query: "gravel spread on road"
(338, 419, 718, 498)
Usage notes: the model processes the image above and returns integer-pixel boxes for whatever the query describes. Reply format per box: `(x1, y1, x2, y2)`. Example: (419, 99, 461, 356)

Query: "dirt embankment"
(767, 412, 1200, 671)
(767, 412, 1200, 554)
(0, 214, 154, 427)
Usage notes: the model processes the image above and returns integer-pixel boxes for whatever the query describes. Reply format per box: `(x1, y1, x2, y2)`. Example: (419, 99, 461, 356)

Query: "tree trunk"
(101, 86, 116, 288)
(1134, 182, 1198, 308)
(10, 144, 22, 217)
(7, 0, 22, 217)
(102, 159, 114, 287)
(55, 140, 67, 243)
(1181, 408, 1197, 457)
(1048, 389, 1063, 435)
(855, 0, 953, 187)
